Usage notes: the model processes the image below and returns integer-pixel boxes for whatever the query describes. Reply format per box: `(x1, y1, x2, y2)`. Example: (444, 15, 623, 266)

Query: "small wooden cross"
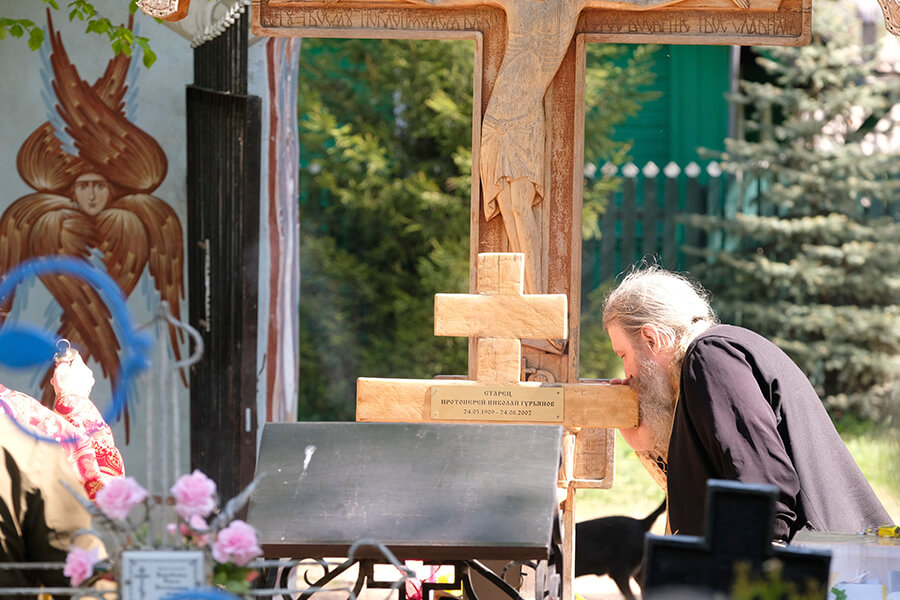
(358, 253, 635, 431)
(435, 252, 566, 383)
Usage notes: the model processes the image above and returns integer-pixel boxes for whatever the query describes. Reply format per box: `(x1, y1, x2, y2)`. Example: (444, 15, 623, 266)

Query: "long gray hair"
(602, 266, 718, 360)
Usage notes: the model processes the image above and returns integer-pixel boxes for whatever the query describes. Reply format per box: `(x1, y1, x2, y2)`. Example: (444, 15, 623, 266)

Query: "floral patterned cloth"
(0, 359, 123, 499)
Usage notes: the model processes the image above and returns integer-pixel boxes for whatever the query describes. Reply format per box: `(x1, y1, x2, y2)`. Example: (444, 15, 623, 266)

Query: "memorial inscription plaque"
(120, 551, 206, 600)
(430, 384, 564, 422)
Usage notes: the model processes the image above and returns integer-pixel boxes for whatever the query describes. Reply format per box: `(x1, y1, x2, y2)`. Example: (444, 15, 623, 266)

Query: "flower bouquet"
(63, 469, 264, 597)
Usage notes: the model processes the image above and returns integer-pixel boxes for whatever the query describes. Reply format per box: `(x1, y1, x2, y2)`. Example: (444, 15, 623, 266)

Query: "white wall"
(0, 0, 194, 491)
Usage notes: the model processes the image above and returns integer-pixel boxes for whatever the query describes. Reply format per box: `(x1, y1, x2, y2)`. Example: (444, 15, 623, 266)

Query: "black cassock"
(667, 325, 890, 541)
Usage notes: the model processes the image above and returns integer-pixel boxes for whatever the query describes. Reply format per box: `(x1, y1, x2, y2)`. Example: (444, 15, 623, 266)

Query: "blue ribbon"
(0, 256, 153, 442)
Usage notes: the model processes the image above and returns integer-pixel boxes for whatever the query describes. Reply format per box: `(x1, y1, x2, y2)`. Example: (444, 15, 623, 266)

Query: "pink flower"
(94, 476, 148, 521)
(186, 514, 211, 547)
(212, 520, 262, 566)
(170, 470, 217, 519)
(64, 546, 99, 587)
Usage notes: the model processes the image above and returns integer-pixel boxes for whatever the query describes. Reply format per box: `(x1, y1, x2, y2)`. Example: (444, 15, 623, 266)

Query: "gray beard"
(631, 353, 679, 455)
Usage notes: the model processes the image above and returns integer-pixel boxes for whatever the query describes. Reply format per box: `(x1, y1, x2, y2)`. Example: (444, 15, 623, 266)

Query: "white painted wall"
(0, 0, 194, 492)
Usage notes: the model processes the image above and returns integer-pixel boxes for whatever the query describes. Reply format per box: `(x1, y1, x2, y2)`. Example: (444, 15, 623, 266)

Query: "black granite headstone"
(643, 480, 832, 598)
(247, 422, 563, 561)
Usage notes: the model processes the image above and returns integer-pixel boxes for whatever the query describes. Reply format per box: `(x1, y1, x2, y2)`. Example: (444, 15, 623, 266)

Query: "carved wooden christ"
(398, 0, 754, 295)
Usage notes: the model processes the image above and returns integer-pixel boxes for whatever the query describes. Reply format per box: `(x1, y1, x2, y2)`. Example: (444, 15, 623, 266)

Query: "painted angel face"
(73, 173, 111, 216)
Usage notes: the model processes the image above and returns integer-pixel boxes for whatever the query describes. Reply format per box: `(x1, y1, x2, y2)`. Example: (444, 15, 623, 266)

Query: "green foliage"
(579, 45, 660, 374)
(299, 38, 474, 420)
(1, 0, 156, 67)
(298, 38, 658, 420)
(213, 562, 256, 596)
(579, 283, 625, 380)
(840, 424, 900, 514)
(691, 0, 900, 420)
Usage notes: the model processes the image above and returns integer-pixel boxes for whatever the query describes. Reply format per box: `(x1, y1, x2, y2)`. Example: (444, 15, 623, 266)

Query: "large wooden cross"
(251, 0, 811, 403)
(252, 0, 810, 597)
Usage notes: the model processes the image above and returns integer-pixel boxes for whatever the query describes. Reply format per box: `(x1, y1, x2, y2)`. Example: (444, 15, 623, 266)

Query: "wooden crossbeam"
(357, 378, 637, 428)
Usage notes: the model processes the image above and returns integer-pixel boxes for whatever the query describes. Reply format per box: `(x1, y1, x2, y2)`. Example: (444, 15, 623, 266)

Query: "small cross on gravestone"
(643, 480, 832, 598)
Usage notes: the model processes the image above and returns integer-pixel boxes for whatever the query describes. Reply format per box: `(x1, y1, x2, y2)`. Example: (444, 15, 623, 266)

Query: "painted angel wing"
(106, 194, 186, 381)
(47, 17, 167, 194)
(16, 124, 84, 193)
(16, 12, 135, 194)
(0, 193, 75, 319)
(27, 208, 124, 412)
(95, 208, 150, 298)
(89, 13, 135, 112)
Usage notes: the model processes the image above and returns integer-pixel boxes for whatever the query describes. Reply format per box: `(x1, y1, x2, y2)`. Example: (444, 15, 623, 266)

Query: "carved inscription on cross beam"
(577, 0, 807, 43)
(254, 0, 811, 50)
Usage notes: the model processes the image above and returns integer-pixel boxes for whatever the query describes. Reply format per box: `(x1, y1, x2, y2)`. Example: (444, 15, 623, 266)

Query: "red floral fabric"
(0, 375, 123, 499)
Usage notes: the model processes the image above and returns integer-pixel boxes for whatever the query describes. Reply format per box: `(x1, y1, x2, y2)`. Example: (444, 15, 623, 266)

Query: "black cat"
(574, 500, 667, 600)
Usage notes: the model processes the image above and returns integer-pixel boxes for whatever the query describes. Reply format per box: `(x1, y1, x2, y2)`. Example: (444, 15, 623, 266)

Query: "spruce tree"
(691, 0, 900, 420)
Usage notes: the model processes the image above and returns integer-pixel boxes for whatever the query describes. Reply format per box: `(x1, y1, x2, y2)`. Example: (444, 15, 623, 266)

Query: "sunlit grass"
(576, 431, 665, 530)
(842, 428, 900, 523)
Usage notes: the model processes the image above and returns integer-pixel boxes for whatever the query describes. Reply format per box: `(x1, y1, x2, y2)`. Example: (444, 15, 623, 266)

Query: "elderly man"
(602, 266, 890, 541)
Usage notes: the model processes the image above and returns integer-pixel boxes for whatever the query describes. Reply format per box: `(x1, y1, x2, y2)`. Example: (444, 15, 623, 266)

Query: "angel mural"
(0, 11, 185, 439)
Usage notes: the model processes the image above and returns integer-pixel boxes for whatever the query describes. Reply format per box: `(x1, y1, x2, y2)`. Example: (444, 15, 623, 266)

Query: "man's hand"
(51, 352, 95, 399)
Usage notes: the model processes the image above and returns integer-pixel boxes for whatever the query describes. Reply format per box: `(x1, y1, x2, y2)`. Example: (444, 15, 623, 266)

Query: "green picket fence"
(581, 156, 899, 297)
(582, 160, 727, 294)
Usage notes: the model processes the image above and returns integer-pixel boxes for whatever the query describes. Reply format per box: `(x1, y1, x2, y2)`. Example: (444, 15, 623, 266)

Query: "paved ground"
(575, 575, 641, 600)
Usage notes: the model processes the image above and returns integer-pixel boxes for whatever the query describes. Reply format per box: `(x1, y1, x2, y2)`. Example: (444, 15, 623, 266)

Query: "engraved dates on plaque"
(430, 385, 564, 423)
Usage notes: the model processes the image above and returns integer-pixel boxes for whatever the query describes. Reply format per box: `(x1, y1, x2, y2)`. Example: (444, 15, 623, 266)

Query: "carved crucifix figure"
(408, 0, 700, 293)
(432, 0, 660, 293)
